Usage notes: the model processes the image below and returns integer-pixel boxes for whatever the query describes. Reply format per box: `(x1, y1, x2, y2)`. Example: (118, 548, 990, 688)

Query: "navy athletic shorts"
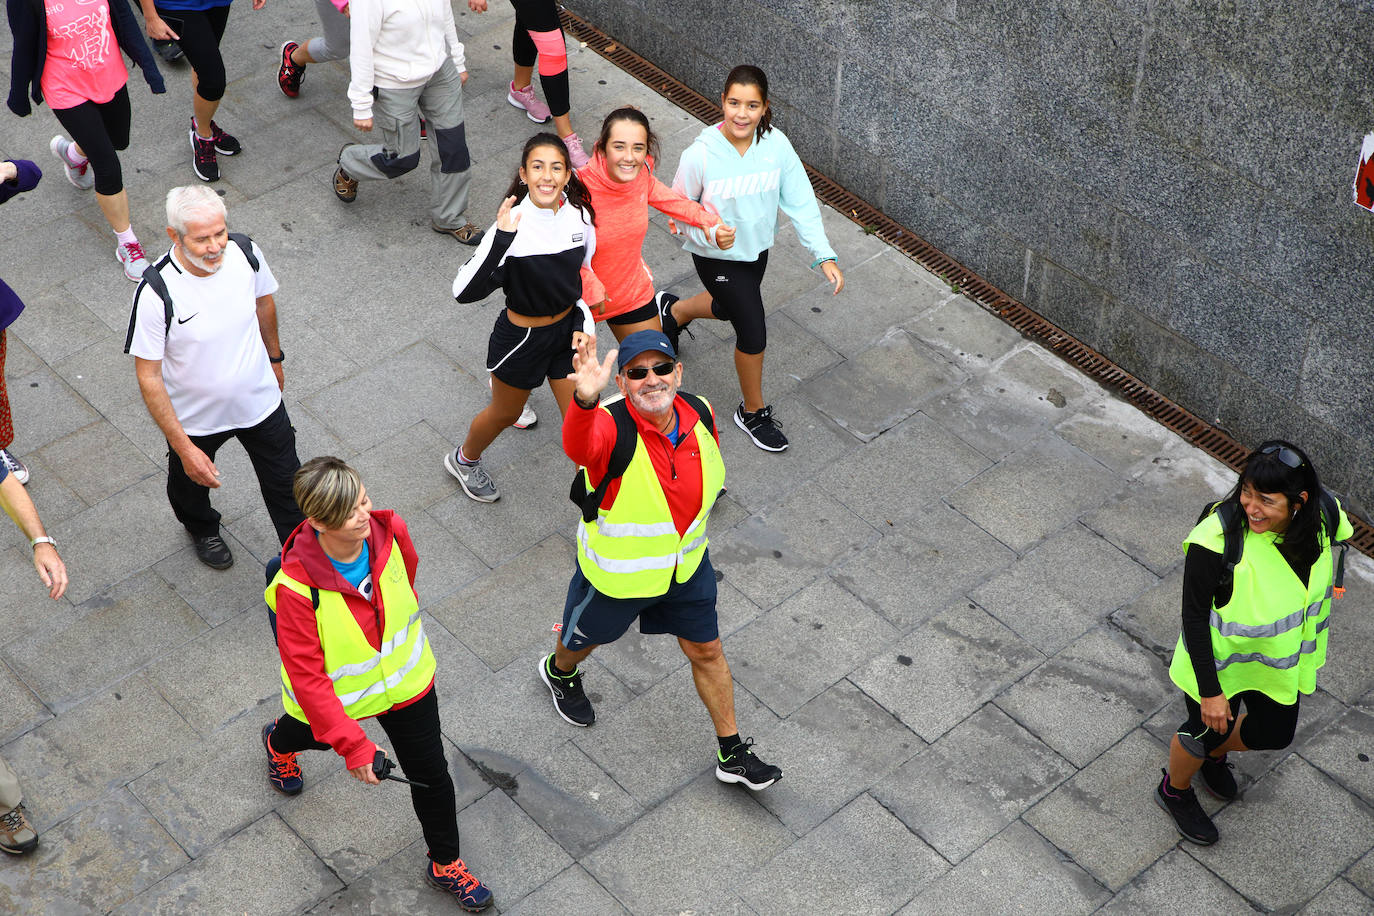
(559, 550, 719, 650)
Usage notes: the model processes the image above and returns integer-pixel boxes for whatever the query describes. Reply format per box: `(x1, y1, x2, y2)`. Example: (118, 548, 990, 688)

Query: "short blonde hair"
(294, 457, 363, 530)
(165, 185, 227, 236)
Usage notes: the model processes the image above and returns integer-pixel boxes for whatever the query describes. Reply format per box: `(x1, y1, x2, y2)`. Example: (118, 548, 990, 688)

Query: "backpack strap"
(1207, 501, 1245, 593)
(1319, 490, 1349, 599)
(678, 391, 717, 439)
(228, 232, 259, 271)
(570, 400, 638, 523)
(123, 236, 257, 348)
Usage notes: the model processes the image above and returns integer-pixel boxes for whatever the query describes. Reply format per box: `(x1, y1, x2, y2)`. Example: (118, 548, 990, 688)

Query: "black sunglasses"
(623, 361, 675, 380)
(1260, 445, 1303, 469)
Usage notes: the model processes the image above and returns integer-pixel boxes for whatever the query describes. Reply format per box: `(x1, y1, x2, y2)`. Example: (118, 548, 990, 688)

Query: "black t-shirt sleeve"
(1182, 543, 1225, 698)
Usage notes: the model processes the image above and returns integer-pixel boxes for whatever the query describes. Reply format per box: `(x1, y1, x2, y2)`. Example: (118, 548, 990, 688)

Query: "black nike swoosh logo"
(176, 314, 199, 324)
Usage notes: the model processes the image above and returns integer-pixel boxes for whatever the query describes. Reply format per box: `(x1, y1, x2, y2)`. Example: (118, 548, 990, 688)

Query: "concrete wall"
(565, 0, 1374, 516)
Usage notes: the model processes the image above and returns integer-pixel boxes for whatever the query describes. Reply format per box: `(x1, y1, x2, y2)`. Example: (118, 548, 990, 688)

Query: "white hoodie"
(348, 0, 466, 119)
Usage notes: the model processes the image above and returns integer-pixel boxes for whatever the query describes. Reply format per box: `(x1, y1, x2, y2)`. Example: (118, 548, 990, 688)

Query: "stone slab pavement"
(2, 4, 1373, 913)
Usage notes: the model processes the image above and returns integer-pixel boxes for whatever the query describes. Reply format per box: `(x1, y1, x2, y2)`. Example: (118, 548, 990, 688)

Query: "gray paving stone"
(1053, 396, 1184, 476)
(151, 529, 265, 627)
(1318, 575, 1374, 705)
(1303, 878, 1374, 915)
(112, 813, 342, 915)
(502, 864, 629, 916)
(3, 570, 206, 710)
(725, 577, 898, 718)
(756, 679, 923, 834)
(683, 307, 844, 402)
(0, 541, 84, 647)
(948, 431, 1121, 554)
(1096, 848, 1253, 914)
(997, 626, 1173, 767)
(905, 291, 1025, 372)
(347, 421, 469, 519)
(7, 364, 101, 453)
(301, 839, 455, 916)
(426, 535, 571, 671)
(501, 740, 644, 859)
(405, 508, 491, 610)
(583, 772, 793, 913)
(803, 328, 967, 441)
(1300, 707, 1374, 808)
(972, 523, 1158, 654)
(450, 788, 572, 903)
(899, 819, 1110, 915)
(0, 657, 49, 745)
(1110, 566, 1185, 660)
(852, 600, 1044, 742)
(1, 674, 200, 830)
(1190, 756, 1374, 911)
(1348, 845, 1374, 899)
(0, 788, 188, 913)
(833, 500, 1016, 631)
(709, 488, 878, 611)
(7, 286, 110, 367)
(1023, 729, 1175, 891)
(574, 663, 778, 805)
(873, 704, 1075, 864)
(742, 793, 947, 915)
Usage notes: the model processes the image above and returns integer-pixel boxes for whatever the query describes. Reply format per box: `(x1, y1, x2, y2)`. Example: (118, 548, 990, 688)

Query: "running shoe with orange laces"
(261, 720, 304, 795)
(427, 857, 493, 911)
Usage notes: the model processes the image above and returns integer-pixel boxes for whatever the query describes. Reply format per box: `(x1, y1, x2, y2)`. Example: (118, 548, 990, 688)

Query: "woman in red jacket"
(577, 107, 733, 341)
(262, 456, 492, 911)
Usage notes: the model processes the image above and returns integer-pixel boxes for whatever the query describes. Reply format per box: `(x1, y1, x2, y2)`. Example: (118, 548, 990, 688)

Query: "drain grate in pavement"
(558, 6, 1374, 559)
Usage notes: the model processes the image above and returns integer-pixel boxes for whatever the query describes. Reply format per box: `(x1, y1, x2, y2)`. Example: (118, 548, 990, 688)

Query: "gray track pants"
(305, 0, 349, 62)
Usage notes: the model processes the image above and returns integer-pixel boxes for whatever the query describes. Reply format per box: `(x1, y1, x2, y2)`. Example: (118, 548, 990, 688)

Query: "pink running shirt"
(41, 0, 128, 110)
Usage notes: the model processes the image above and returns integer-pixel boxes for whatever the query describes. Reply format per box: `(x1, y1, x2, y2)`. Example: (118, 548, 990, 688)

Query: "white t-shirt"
(127, 240, 282, 437)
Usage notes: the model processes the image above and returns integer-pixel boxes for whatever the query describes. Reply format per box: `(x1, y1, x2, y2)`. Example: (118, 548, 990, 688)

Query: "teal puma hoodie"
(671, 123, 837, 267)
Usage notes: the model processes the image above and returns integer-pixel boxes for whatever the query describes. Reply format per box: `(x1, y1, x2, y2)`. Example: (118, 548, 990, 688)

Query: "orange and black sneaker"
(427, 857, 493, 911)
(278, 41, 305, 98)
(261, 720, 303, 795)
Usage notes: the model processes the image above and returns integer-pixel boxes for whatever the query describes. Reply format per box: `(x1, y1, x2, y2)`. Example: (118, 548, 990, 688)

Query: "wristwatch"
(269, 349, 286, 364)
(30, 536, 56, 550)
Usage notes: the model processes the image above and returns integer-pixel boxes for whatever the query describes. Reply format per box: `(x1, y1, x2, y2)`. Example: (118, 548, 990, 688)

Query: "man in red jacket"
(539, 330, 782, 791)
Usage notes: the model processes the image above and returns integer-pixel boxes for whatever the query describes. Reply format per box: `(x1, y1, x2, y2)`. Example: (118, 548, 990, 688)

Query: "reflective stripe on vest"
(268, 537, 436, 722)
(1169, 505, 1351, 704)
(575, 400, 725, 599)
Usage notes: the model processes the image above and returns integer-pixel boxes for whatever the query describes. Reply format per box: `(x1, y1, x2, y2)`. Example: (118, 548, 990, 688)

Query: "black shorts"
(606, 299, 658, 326)
(1176, 690, 1300, 755)
(559, 551, 719, 650)
(486, 309, 576, 390)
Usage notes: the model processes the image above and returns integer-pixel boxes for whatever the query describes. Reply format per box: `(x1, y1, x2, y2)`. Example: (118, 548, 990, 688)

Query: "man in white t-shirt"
(125, 186, 304, 569)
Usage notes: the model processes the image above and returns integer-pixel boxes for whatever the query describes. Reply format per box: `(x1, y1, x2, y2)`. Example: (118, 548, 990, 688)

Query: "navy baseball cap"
(616, 329, 677, 370)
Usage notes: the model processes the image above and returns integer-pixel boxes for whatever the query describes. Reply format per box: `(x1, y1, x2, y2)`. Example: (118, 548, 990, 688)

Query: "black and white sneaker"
(538, 654, 594, 727)
(190, 128, 219, 182)
(715, 738, 781, 791)
(655, 291, 683, 351)
(1154, 769, 1218, 845)
(734, 402, 788, 452)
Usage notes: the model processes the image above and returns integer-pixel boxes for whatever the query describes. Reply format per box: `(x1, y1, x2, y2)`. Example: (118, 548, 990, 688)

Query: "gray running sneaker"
(444, 449, 500, 502)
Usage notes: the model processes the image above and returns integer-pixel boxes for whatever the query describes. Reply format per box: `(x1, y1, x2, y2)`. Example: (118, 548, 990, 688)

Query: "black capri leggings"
(1176, 690, 1300, 757)
(510, 0, 569, 117)
(156, 4, 231, 102)
(51, 86, 131, 196)
(692, 250, 770, 355)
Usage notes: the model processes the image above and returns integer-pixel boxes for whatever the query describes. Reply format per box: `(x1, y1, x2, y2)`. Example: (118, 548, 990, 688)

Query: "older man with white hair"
(124, 185, 304, 569)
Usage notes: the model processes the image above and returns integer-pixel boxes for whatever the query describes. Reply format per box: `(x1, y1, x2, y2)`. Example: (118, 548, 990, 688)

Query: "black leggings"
(1176, 690, 1300, 757)
(271, 687, 461, 863)
(510, 0, 569, 117)
(51, 86, 131, 196)
(157, 4, 231, 102)
(692, 251, 770, 354)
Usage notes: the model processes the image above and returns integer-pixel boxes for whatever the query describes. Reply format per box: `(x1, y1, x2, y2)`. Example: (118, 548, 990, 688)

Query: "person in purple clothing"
(0, 158, 41, 483)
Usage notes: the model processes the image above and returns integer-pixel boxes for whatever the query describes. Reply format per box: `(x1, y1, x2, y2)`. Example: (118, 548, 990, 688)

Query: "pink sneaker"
(117, 240, 150, 282)
(507, 81, 551, 123)
(50, 135, 93, 190)
(562, 132, 590, 170)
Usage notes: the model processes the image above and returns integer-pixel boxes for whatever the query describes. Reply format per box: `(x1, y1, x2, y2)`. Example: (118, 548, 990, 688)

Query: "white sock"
(64, 142, 87, 166)
(115, 226, 137, 246)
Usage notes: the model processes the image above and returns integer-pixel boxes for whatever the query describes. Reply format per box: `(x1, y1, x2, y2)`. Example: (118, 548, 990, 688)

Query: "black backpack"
(569, 393, 717, 523)
(263, 554, 319, 647)
(123, 232, 259, 353)
(1199, 490, 1349, 597)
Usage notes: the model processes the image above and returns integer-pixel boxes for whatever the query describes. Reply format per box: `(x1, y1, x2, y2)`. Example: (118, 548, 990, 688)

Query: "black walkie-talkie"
(372, 750, 429, 788)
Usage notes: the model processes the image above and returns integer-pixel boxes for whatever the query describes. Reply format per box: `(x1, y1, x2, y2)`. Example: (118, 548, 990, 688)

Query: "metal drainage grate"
(559, 7, 1374, 560)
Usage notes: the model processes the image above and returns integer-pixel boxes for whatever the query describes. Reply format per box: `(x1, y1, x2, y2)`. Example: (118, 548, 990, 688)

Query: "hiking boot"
(1198, 753, 1238, 801)
(0, 804, 38, 855)
(262, 719, 303, 795)
(153, 38, 184, 63)
(443, 449, 499, 502)
(507, 81, 551, 123)
(49, 135, 93, 190)
(431, 222, 483, 246)
(426, 857, 493, 911)
(538, 653, 594, 726)
(278, 41, 305, 98)
(193, 534, 233, 569)
(1154, 769, 1218, 845)
(117, 240, 150, 282)
(715, 737, 782, 791)
(190, 128, 219, 182)
(562, 132, 590, 170)
(0, 448, 30, 485)
(734, 402, 788, 452)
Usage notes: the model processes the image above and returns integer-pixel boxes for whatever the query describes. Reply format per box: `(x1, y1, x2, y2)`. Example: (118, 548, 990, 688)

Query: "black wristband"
(268, 349, 285, 364)
(573, 391, 599, 410)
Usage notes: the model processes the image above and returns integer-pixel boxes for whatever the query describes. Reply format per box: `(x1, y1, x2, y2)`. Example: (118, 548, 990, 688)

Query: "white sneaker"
(49, 135, 94, 190)
(0, 449, 30, 485)
(513, 403, 537, 429)
(116, 241, 150, 282)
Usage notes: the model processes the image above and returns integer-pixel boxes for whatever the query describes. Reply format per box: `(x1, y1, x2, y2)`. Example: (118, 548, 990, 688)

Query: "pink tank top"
(41, 0, 129, 110)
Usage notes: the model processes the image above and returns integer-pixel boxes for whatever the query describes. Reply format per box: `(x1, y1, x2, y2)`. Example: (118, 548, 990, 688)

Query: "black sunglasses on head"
(1260, 444, 1303, 469)
(623, 361, 675, 380)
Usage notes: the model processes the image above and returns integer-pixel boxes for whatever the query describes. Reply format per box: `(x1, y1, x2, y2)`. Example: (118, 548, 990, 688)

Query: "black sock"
(718, 733, 741, 755)
(548, 655, 575, 678)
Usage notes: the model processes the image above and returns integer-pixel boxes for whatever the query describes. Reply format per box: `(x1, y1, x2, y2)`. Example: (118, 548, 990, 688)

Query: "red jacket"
(273, 510, 429, 769)
(563, 393, 719, 537)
